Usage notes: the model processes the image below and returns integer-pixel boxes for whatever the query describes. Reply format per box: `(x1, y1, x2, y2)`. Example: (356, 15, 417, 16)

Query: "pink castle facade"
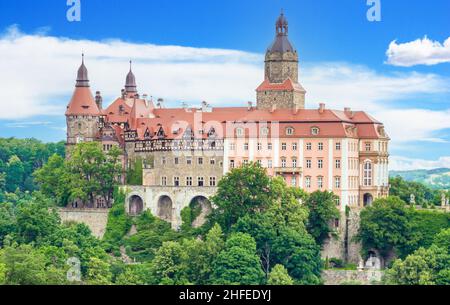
(65, 12, 389, 219)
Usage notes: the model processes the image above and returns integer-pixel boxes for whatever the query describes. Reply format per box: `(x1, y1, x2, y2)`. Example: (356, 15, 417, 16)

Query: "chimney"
(270, 104, 277, 113)
(121, 89, 126, 99)
(95, 91, 103, 110)
(344, 107, 354, 118)
(319, 103, 325, 114)
(247, 101, 253, 111)
(157, 98, 164, 109)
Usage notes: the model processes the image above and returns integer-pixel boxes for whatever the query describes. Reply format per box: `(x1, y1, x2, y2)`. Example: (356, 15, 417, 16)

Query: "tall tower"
(256, 11, 306, 110)
(65, 55, 101, 149)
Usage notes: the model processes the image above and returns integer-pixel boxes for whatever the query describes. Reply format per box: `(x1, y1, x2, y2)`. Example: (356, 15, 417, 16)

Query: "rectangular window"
(318, 159, 323, 169)
(161, 176, 167, 186)
(186, 177, 193, 186)
(161, 157, 166, 165)
(335, 176, 341, 189)
(230, 143, 235, 150)
(174, 157, 179, 165)
(268, 143, 272, 150)
(318, 142, 324, 151)
(318, 176, 323, 189)
(281, 143, 287, 150)
(291, 176, 297, 187)
(197, 177, 204, 187)
(281, 158, 287, 168)
(230, 159, 235, 169)
(174, 177, 180, 186)
(335, 142, 341, 150)
(209, 176, 216, 186)
(186, 157, 192, 165)
(335, 159, 341, 169)
(210, 158, 216, 165)
(292, 143, 297, 151)
(306, 143, 312, 150)
(198, 157, 203, 165)
(244, 143, 249, 151)
(257, 159, 262, 166)
(257, 143, 262, 151)
(306, 159, 312, 169)
(267, 159, 273, 168)
(292, 158, 297, 168)
(365, 142, 371, 151)
(305, 177, 311, 188)
(243, 159, 249, 165)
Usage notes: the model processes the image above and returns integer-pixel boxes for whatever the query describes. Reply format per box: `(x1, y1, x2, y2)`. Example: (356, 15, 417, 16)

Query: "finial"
(129, 60, 132, 71)
(82, 52, 85, 64)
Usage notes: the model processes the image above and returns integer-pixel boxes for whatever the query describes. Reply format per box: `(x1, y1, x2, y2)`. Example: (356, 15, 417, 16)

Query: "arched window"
(286, 127, 294, 136)
(363, 161, 373, 186)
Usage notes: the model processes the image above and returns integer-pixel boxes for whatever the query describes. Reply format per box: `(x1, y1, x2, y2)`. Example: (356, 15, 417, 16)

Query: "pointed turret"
(66, 54, 101, 116)
(125, 61, 137, 95)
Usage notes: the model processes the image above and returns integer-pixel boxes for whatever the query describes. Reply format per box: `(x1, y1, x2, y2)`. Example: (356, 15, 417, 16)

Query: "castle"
(65, 12, 390, 230)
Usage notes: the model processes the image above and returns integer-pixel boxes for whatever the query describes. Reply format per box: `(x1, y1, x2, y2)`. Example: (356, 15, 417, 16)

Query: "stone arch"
(128, 195, 144, 216)
(189, 195, 212, 228)
(157, 195, 173, 222)
(363, 193, 373, 207)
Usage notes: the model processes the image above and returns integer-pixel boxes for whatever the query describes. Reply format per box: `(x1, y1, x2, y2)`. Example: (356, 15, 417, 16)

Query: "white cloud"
(386, 36, 450, 67)
(390, 155, 450, 171)
(1, 25, 450, 153)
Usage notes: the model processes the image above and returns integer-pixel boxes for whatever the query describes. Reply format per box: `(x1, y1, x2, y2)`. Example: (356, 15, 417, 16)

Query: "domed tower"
(256, 11, 306, 110)
(65, 54, 101, 149)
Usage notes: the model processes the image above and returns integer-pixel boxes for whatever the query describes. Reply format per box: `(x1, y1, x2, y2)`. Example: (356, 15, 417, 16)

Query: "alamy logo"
(66, 257, 81, 282)
(367, 0, 381, 22)
(67, 0, 81, 22)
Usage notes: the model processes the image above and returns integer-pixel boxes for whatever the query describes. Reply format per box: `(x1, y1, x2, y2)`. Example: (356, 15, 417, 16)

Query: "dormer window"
(286, 127, 294, 135)
(311, 127, 320, 136)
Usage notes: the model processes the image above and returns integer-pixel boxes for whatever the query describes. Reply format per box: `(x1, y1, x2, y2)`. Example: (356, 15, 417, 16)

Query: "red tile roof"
(66, 87, 101, 116)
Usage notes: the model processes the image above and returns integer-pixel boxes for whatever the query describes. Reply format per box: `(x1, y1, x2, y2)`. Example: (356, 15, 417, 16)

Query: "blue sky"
(0, 0, 449, 170)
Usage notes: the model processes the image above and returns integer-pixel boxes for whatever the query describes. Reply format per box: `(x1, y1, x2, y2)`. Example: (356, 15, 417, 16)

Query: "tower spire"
(76, 53, 89, 87)
(125, 60, 137, 94)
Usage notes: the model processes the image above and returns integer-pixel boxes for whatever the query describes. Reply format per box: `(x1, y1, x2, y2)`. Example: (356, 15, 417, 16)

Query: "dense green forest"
(0, 138, 449, 285)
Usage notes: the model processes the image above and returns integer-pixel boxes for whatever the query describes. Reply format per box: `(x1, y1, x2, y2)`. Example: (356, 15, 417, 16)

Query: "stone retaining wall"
(58, 208, 109, 238)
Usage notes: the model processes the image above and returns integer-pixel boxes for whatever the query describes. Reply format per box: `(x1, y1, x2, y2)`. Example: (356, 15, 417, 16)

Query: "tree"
(33, 154, 71, 207)
(305, 191, 340, 245)
(66, 142, 122, 207)
(209, 163, 273, 232)
(433, 228, 450, 252)
(5, 155, 24, 192)
(357, 196, 417, 260)
(0, 244, 67, 285)
(267, 264, 294, 285)
(15, 200, 60, 245)
(150, 241, 190, 284)
(386, 245, 449, 285)
(211, 233, 264, 285)
(86, 257, 112, 285)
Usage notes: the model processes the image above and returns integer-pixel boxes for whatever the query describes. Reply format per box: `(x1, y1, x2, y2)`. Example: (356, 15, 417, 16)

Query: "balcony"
(273, 167, 302, 174)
